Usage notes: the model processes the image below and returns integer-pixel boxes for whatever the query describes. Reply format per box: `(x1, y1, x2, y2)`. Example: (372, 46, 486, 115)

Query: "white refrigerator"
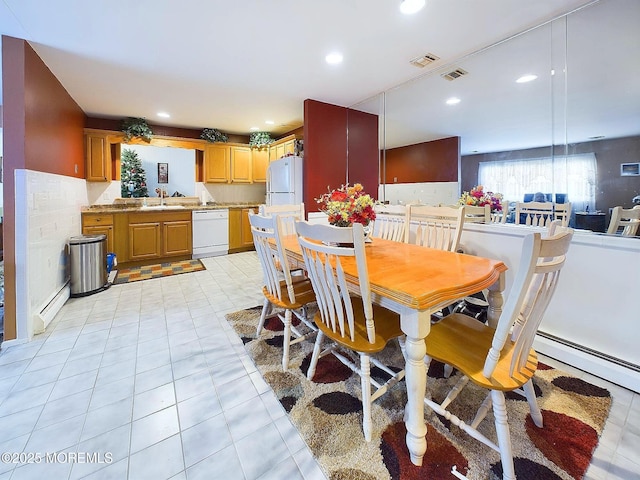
(266, 156, 303, 206)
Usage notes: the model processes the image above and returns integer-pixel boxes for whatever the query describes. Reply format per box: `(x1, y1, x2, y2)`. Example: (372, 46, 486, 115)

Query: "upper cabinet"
(268, 134, 299, 162)
(230, 146, 252, 183)
(85, 132, 111, 182)
(252, 148, 269, 183)
(203, 144, 230, 183)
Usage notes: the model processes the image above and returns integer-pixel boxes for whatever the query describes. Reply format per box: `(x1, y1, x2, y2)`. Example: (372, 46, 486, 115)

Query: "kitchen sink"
(140, 205, 186, 210)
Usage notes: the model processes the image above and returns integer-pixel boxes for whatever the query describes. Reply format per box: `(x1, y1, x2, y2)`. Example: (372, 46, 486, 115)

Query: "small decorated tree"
(120, 148, 149, 198)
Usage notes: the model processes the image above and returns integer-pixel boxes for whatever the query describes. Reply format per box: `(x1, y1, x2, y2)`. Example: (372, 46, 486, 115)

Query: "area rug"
(226, 306, 612, 480)
(113, 259, 205, 284)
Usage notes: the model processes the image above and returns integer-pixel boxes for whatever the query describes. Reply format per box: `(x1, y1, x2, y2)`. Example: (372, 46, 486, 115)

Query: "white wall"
(379, 181, 459, 206)
(15, 170, 88, 339)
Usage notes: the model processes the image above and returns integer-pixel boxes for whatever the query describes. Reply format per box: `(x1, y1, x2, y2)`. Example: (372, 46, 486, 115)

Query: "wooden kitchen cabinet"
(125, 211, 192, 264)
(268, 135, 299, 162)
(162, 220, 191, 256)
(82, 214, 115, 253)
(230, 146, 252, 183)
(228, 208, 255, 252)
(203, 144, 230, 183)
(85, 133, 111, 182)
(128, 222, 162, 261)
(252, 148, 269, 183)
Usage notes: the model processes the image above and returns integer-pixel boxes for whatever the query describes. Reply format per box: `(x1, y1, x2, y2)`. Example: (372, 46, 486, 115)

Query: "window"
(478, 153, 596, 211)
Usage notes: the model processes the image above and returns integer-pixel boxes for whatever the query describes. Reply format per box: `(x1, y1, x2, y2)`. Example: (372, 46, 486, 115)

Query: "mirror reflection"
(120, 144, 196, 198)
(351, 0, 640, 234)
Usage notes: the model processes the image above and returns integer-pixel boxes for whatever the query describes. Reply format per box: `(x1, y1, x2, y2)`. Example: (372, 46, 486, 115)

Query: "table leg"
(486, 272, 506, 328)
(400, 310, 430, 466)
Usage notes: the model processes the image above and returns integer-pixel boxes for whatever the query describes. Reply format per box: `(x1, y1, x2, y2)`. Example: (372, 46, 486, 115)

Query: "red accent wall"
(303, 99, 379, 211)
(347, 109, 379, 196)
(384, 136, 460, 184)
(2, 36, 86, 340)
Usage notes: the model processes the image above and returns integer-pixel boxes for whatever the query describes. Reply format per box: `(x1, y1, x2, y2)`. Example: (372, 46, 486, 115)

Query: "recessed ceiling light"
(157, 112, 170, 118)
(325, 52, 343, 65)
(446, 97, 461, 105)
(400, 0, 425, 15)
(250, 126, 259, 131)
(516, 74, 538, 83)
(265, 120, 274, 125)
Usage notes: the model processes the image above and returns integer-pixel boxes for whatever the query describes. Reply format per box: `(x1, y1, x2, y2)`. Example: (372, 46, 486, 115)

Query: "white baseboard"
(534, 334, 640, 393)
(33, 283, 70, 335)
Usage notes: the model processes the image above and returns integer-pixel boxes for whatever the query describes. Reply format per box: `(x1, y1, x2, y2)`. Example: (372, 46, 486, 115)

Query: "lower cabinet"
(82, 210, 192, 267)
(81, 214, 115, 253)
(229, 207, 255, 252)
(128, 222, 161, 261)
(162, 220, 192, 256)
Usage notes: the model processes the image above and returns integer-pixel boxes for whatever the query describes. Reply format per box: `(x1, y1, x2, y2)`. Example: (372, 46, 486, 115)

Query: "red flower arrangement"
(316, 183, 377, 227)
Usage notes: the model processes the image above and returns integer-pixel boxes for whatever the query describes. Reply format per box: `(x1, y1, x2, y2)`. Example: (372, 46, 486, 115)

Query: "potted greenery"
(200, 128, 228, 143)
(121, 117, 153, 142)
(249, 131, 274, 148)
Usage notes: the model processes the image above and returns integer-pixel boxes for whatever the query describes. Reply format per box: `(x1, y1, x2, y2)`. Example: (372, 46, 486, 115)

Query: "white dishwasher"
(192, 209, 229, 258)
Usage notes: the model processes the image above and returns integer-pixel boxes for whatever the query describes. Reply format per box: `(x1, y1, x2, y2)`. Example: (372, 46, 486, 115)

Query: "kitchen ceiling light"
(157, 112, 170, 118)
(446, 97, 461, 105)
(516, 74, 538, 83)
(400, 0, 425, 15)
(265, 120, 274, 125)
(325, 52, 343, 65)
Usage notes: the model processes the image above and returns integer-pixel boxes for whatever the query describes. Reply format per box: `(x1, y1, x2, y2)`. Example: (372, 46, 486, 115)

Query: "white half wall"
(459, 222, 640, 392)
(379, 182, 459, 206)
(14, 169, 88, 339)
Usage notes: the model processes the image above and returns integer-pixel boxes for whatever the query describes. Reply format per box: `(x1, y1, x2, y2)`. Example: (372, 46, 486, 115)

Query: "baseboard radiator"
(537, 330, 640, 372)
(33, 282, 70, 334)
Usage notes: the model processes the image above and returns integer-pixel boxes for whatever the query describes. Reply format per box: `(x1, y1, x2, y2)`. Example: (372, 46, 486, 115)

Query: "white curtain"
(478, 153, 597, 211)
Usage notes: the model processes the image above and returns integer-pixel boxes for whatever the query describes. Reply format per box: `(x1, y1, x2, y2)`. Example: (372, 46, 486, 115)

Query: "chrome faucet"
(160, 189, 165, 206)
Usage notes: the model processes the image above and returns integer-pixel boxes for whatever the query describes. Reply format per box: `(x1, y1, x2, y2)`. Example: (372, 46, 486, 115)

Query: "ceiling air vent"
(441, 68, 468, 81)
(409, 53, 440, 68)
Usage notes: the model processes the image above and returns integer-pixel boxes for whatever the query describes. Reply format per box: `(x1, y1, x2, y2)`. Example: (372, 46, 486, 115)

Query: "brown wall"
(303, 99, 379, 211)
(2, 36, 86, 340)
(303, 99, 348, 211)
(384, 136, 460, 184)
(347, 109, 379, 195)
(461, 135, 640, 222)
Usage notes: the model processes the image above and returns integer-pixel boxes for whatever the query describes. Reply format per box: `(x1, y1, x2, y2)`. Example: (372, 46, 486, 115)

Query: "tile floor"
(0, 252, 637, 480)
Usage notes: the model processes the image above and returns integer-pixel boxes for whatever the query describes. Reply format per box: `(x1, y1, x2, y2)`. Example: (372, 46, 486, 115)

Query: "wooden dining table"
(280, 235, 507, 466)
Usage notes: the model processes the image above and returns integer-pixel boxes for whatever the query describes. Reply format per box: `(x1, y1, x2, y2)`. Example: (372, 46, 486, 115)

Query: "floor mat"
(113, 259, 205, 284)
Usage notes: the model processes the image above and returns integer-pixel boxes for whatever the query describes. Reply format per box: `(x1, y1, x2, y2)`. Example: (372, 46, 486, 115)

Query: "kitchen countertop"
(82, 202, 261, 214)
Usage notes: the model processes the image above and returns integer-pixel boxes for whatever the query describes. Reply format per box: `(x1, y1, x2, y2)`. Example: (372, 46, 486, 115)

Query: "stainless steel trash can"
(69, 234, 107, 297)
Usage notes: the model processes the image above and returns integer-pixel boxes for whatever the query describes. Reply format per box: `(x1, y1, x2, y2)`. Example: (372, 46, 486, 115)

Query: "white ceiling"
(1, 0, 637, 155)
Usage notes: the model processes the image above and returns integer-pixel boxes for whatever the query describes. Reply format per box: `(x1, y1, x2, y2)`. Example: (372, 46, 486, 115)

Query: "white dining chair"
(371, 204, 407, 241)
(258, 203, 305, 236)
(463, 204, 490, 223)
(405, 204, 465, 252)
(490, 200, 509, 224)
(249, 211, 317, 371)
(295, 220, 405, 442)
(515, 201, 554, 227)
(607, 205, 640, 236)
(423, 229, 574, 480)
(553, 202, 572, 227)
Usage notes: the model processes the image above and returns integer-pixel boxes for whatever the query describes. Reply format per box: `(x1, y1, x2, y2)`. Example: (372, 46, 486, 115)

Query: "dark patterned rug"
(226, 306, 611, 480)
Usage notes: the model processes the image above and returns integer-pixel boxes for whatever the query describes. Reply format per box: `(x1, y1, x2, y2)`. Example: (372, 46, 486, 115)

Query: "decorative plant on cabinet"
(121, 117, 153, 142)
